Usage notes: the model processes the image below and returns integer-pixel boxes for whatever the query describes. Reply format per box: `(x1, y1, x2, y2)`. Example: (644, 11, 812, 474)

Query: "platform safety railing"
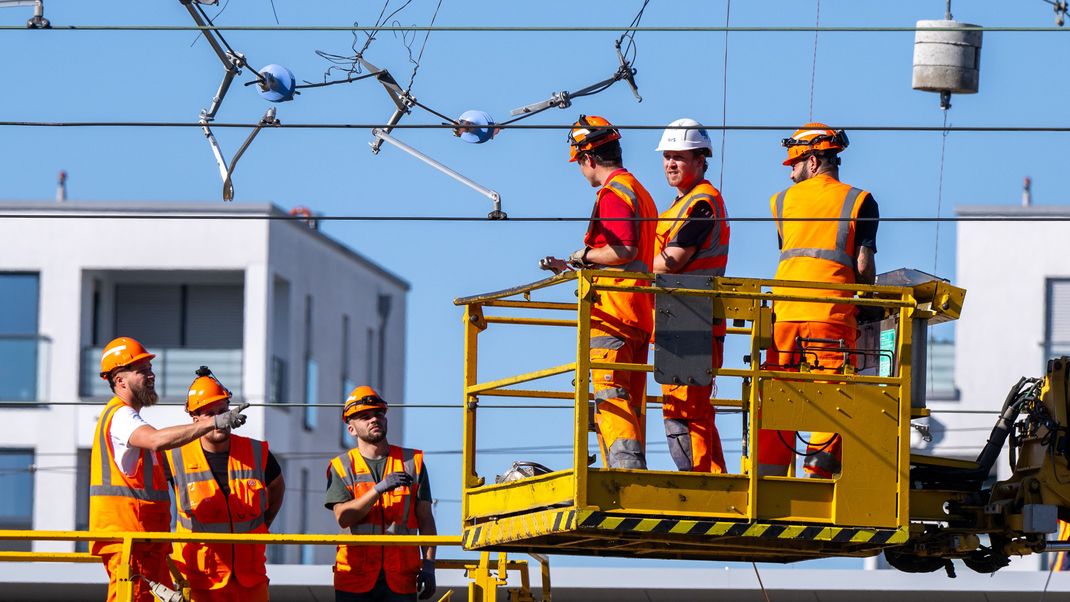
(0, 530, 550, 602)
(454, 269, 963, 532)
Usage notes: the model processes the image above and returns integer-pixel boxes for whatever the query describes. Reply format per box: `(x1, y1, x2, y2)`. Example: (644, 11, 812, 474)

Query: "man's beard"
(359, 430, 385, 444)
(134, 385, 159, 407)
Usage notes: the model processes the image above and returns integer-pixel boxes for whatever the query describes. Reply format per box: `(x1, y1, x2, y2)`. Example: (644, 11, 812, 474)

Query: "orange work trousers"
(99, 542, 172, 602)
(190, 580, 270, 601)
(590, 322, 649, 469)
(661, 335, 726, 473)
(757, 321, 856, 478)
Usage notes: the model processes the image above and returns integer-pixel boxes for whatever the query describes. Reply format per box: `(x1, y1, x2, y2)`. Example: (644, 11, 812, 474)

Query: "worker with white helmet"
(757, 123, 879, 479)
(651, 118, 731, 474)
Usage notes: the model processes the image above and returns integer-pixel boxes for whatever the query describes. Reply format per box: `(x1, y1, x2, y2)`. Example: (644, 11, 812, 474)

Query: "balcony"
(81, 347, 243, 399)
(0, 335, 51, 403)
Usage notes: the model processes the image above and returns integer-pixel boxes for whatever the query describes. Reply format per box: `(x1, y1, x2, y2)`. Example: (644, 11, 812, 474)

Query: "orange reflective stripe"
(655, 181, 730, 278)
(334, 445, 425, 595)
(771, 175, 869, 326)
(584, 170, 657, 334)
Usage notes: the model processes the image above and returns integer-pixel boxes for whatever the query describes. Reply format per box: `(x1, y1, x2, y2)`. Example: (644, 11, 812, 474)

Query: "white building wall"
(0, 202, 407, 559)
(264, 218, 409, 563)
(939, 205, 1070, 570)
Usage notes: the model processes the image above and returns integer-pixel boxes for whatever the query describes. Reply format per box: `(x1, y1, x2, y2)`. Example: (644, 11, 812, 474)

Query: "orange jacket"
(770, 173, 871, 329)
(655, 180, 731, 336)
(330, 446, 424, 595)
(165, 435, 270, 590)
(89, 397, 171, 556)
(584, 169, 658, 335)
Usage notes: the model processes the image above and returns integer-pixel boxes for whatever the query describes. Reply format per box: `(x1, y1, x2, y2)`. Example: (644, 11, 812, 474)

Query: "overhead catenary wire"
(1, 25, 1066, 32)
(809, 0, 821, 121)
(0, 214, 1067, 223)
(4, 120, 1070, 132)
(719, 0, 731, 190)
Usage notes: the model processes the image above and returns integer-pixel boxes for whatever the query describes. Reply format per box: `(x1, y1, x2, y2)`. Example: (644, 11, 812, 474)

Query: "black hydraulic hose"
(974, 377, 1030, 474)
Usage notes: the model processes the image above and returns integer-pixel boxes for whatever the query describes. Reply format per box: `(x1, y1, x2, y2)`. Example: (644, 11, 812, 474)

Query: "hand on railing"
(538, 256, 571, 275)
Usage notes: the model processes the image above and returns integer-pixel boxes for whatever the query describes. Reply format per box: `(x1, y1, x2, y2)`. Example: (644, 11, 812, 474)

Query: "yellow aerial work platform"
(454, 269, 965, 564)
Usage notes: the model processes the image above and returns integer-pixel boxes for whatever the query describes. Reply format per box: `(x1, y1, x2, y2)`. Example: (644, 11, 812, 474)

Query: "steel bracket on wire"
(371, 128, 506, 220)
(201, 108, 280, 202)
(357, 57, 416, 154)
(510, 40, 641, 118)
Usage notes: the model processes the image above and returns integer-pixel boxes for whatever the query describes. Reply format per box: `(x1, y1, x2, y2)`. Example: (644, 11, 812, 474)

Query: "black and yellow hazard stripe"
(463, 507, 577, 548)
(573, 510, 908, 544)
(463, 507, 907, 549)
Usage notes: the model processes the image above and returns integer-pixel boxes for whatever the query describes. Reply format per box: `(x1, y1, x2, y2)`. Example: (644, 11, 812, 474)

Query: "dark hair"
(580, 140, 623, 167)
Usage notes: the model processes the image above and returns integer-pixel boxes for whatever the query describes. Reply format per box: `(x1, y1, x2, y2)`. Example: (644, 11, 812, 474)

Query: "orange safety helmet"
(567, 115, 621, 162)
(186, 366, 232, 414)
(342, 385, 388, 422)
(781, 122, 850, 166)
(99, 337, 156, 380)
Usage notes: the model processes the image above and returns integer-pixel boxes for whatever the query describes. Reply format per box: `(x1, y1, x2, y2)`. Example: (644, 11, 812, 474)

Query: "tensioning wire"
(0, 214, 1066, 223)
(0, 25, 1065, 32)
(3, 121, 1069, 132)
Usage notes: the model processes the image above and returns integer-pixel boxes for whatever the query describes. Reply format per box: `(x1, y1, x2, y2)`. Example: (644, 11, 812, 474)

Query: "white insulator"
(912, 20, 982, 95)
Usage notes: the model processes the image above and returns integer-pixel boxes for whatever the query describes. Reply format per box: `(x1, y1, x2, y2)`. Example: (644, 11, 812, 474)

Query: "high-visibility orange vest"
(89, 397, 171, 557)
(584, 169, 658, 335)
(770, 174, 871, 329)
(330, 446, 424, 595)
(654, 180, 731, 336)
(165, 435, 270, 590)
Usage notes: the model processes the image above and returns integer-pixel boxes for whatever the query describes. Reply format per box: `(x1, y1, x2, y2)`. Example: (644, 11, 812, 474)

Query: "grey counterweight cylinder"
(913, 19, 982, 109)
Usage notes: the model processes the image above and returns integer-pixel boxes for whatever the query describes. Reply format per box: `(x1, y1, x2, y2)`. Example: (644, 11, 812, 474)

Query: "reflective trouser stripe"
(594, 387, 630, 402)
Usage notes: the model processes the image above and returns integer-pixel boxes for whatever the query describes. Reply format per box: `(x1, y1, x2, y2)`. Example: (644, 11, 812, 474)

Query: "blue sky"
(2, 1, 1067, 569)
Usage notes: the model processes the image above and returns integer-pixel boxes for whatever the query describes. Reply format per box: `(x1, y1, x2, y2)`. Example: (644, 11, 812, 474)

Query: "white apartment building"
(0, 201, 408, 564)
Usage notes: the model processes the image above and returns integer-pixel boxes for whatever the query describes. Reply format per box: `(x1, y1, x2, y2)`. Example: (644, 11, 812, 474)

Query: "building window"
(0, 273, 44, 403)
(303, 295, 317, 431)
(271, 276, 291, 408)
(0, 449, 34, 551)
(340, 315, 356, 449)
(75, 448, 91, 552)
(299, 468, 313, 564)
(1046, 279, 1070, 363)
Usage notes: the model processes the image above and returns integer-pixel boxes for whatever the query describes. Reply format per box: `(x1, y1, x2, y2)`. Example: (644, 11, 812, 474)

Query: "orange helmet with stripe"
(567, 115, 621, 162)
(342, 385, 388, 422)
(781, 122, 849, 165)
(99, 337, 155, 380)
(186, 366, 232, 414)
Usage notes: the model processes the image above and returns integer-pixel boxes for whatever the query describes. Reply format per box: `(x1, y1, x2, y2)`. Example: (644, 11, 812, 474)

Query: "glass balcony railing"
(81, 347, 243, 399)
(0, 335, 51, 403)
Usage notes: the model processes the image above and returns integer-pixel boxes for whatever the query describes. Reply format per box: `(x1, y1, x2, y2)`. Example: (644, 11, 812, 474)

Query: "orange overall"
(89, 397, 173, 602)
(166, 436, 271, 601)
(653, 180, 731, 473)
(329, 446, 424, 595)
(757, 174, 871, 478)
(585, 169, 658, 469)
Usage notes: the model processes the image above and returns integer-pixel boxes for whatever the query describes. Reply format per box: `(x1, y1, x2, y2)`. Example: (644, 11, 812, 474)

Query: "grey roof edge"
(0, 201, 411, 291)
(274, 212, 411, 291)
(957, 204, 1070, 216)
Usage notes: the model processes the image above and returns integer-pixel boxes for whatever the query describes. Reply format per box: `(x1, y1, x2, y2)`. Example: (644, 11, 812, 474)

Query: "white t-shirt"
(108, 405, 152, 476)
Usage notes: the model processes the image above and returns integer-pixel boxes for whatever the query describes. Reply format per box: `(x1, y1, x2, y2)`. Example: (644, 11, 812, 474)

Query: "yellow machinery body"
(455, 270, 975, 564)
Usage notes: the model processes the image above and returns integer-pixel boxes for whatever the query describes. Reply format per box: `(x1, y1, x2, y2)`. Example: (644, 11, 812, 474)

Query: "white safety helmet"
(656, 118, 713, 156)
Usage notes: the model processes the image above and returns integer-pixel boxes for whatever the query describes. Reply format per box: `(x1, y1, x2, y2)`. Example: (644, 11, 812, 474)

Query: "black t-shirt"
(777, 194, 878, 253)
(672, 200, 717, 249)
(324, 456, 432, 509)
(162, 446, 281, 496)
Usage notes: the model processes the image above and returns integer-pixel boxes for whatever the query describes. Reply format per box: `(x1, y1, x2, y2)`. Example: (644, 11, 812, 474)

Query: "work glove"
(538, 256, 569, 275)
(373, 471, 413, 495)
(213, 402, 250, 431)
(567, 247, 595, 269)
(416, 559, 436, 600)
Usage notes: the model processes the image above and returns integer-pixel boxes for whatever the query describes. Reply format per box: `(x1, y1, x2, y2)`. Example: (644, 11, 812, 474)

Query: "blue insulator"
(258, 64, 296, 102)
(454, 110, 497, 144)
